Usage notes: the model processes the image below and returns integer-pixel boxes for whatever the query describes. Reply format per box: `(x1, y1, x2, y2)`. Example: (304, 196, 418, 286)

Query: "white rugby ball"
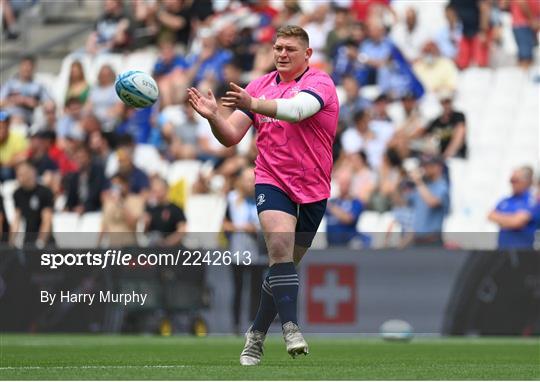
(115, 70, 159, 108)
(380, 319, 414, 342)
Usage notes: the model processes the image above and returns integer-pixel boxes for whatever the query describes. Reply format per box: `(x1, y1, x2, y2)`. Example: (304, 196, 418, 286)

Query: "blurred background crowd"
(0, 0, 539, 252)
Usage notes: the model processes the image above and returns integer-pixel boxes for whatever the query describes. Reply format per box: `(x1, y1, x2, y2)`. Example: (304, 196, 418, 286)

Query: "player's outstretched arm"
(187, 87, 251, 147)
(222, 82, 321, 123)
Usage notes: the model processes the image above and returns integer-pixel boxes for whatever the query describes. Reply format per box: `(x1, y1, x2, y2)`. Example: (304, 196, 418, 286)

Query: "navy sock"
(251, 275, 278, 334)
(268, 262, 298, 326)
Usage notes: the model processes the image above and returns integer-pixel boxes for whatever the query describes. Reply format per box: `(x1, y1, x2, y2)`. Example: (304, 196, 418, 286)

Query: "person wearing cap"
(404, 155, 450, 246)
(0, 55, 53, 126)
(0, 110, 28, 182)
(420, 91, 467, 159)
(488, 166, 538, 249)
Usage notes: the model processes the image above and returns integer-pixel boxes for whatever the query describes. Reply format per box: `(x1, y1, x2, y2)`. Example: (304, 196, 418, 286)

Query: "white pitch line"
(0, 365, 189, 370)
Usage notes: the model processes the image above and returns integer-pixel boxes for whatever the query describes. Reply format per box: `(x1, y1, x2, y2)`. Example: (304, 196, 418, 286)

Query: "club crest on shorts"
(257, 193, 266, 206)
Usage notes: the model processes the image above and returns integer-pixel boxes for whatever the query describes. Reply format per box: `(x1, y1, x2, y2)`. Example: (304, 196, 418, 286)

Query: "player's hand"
(187, 87, 218, 120)
(222, 82, 253, 111)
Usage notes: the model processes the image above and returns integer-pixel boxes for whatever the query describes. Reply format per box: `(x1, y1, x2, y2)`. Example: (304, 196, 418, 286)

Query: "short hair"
(519, 166, 534, 182)
(16, 160, 36, 172)
(275, 25, 309, 47)
(353, 110, 367, 123)
(21, 54, 36, 65)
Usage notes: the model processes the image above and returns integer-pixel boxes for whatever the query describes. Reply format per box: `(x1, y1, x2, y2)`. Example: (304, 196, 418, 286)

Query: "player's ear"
(305, 47, 313, 60)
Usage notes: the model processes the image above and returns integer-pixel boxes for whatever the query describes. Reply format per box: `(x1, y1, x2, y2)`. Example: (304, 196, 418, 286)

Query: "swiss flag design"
(306, 264, 356, 324)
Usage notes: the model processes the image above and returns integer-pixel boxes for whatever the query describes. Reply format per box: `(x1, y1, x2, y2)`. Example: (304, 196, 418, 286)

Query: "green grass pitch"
(0, 334, 538, 380)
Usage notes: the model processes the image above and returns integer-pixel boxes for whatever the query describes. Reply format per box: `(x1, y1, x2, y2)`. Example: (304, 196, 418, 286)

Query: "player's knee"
(267, 236, 293, 261)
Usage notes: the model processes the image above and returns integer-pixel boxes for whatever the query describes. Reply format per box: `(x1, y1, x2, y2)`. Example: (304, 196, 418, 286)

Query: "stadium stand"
(0, 0, 538, 252)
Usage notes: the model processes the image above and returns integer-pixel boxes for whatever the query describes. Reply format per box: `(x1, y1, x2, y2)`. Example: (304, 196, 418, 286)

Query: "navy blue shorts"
(254, 183, 327, 248)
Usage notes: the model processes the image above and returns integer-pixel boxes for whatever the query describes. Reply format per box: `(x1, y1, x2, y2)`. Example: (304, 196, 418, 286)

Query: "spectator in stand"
(0, 193, 9, 243)
(488, 166, 538, 249)
(80, 113, 103, 137)
(26, 132, 60, 191)
(326, 166, 366, 247)
(159, 100, 201, 160)
(186, 29, 233, 87)
(10, 161, 54, 248)
(112, 144, 150, 196)
(0, 0, 20, 39)
(156, 0, 195, 47)
(404, 155, 449, 246)
(65, 60, 90, 105)
(391, 7, 429, 63)
(0, 110, 27, 182)
(419, 92, 467, 159)
(89, 129, 113, 167)
(302, 4, 333, 68)
(350, 150, 376, 206)
(153, 37, 190, 107)
(413, 41, 459, 94)
(369, 93, 395, 160)
(85, 64, 123, 133)
(450, 0, 491, 69)
(341, 109, 391, 170)
(64, 144, 107, 214)
(325, 6, 351, 61)
(43, 130, 79, 178)
(57, 97, 85, 142)
(332, 37, 368, 85)
(351, 0, 394, 24)
(0, 55, 54, 127)
(508, 0, 540, 70)
(274, 0, 304, 27)
(115, 102, 154, 144)
(436, 4, 463, 60)
(338, 75, 371, 130)
(371, 148, 403, 213)
(86, 0, 131, 54)
(130, 0, 160, 48)
(387, 91, 425, 159)
(99, 172, 145, 247)
(30, 102, 57, 134)
(144, 176, 186, 247)
(222, 166, 261, 334)
(358, 21, 393, 86)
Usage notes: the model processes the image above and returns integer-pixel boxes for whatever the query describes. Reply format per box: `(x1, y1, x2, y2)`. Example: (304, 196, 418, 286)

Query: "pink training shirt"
(243, 67, 338, 204)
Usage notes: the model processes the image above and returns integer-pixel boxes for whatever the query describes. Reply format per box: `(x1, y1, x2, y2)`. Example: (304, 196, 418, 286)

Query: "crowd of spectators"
(1, 0, 539, 250)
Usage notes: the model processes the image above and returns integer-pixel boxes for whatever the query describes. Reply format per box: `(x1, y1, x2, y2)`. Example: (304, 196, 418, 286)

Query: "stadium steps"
(1, 1, 100, 78)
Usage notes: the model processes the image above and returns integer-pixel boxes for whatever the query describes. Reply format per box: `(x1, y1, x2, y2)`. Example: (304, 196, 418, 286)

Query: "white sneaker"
(282, 321, 309, 358)
(239, 327, 265, 366)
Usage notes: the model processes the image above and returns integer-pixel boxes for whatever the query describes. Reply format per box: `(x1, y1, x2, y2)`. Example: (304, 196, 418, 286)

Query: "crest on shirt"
(30, 196, 39, 210)
(256, 193, 266, 207)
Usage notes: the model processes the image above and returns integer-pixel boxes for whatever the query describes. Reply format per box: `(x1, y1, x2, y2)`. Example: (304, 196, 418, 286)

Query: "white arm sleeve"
(274, 91, 322, 123)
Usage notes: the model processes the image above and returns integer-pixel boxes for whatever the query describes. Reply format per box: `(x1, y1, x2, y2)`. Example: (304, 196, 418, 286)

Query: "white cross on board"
(312, 270, 352, 319)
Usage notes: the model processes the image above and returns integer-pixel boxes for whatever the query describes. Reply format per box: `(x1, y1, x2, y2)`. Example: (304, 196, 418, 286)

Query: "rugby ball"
(380, 319, 414, 342)
(115, 70, 159, 108)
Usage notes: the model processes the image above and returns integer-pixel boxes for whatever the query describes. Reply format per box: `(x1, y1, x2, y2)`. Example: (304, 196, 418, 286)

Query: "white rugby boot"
(239, 327, 265, 366)
(282, 321, 309, 358)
